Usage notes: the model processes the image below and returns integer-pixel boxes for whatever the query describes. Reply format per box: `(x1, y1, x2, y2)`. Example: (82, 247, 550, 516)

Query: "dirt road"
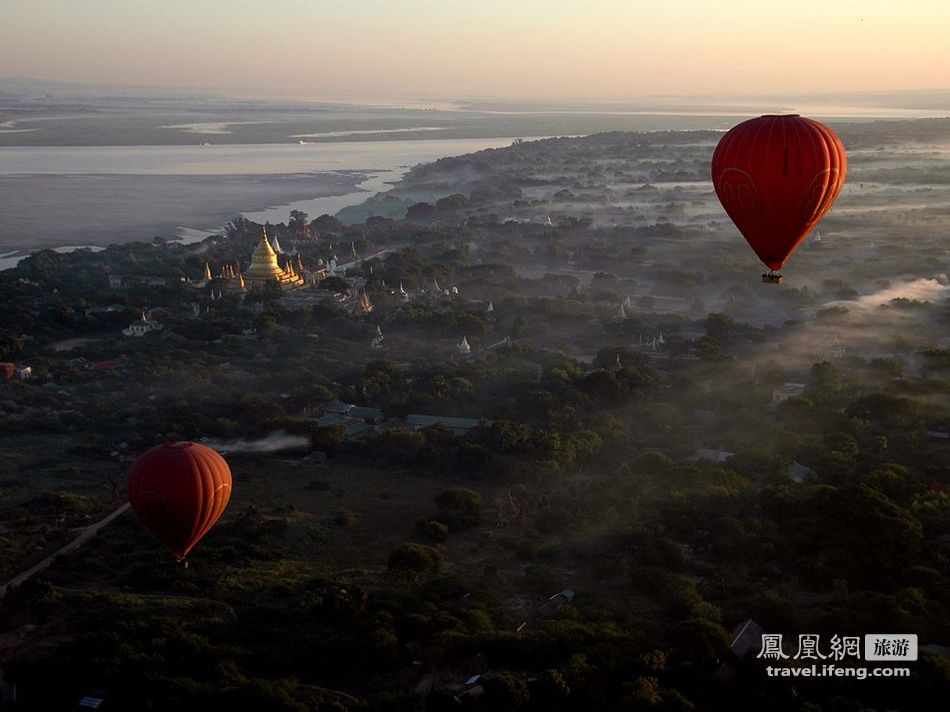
(0, 502, 131, 599)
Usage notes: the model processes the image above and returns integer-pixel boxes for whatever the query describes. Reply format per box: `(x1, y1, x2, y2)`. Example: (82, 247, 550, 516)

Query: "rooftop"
(406, 414, 483, 430)
(687, 448, 734, 463)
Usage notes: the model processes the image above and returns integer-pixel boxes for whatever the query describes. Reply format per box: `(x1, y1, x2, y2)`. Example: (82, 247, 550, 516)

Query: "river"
(0, 136, 541, 268)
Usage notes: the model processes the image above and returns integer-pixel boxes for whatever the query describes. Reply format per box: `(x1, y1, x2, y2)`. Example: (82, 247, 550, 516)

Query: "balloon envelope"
(127, 442, 232, 559)
(711, 114, 847, 271)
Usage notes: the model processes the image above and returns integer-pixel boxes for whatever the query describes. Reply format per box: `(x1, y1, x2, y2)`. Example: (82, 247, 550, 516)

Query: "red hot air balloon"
(711, 115, 846, 283)
(127, 442, 232, 561)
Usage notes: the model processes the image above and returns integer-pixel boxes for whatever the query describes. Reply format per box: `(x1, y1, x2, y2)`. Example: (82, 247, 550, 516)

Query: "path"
(0, 502, 131, 598)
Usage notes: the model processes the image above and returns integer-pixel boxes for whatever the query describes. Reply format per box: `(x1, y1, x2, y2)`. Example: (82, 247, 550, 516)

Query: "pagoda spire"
(360, 291, 374, 313)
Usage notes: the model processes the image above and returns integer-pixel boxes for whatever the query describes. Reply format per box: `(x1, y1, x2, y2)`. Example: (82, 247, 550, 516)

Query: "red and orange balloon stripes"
(711, 115, 847, 272)
(127, 442, 232, 559)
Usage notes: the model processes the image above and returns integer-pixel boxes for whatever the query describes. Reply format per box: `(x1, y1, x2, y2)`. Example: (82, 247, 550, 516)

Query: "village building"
(787, 461, 814, 483)
(687, 448, 734, 464)
(405, 414, 483, 435)
(321, 402, 385, 423)
(313, 402, 385, 440)
(771, 382, 806, 404)
(539, 589, 576, 616)
(122, 311, 163, 337)
(718, 618, 766, 680)
(108, 274, 166, 288)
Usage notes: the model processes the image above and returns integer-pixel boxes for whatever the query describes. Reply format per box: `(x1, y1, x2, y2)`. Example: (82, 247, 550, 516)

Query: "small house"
(687, 448, 734, 464)
(771, 383, 806, 404)
(787, 461, 814, 483)
(405, 414, 483, 435)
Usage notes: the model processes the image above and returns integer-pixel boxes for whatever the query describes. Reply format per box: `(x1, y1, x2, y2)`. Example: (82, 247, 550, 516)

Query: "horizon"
(2, 75, 949, 119)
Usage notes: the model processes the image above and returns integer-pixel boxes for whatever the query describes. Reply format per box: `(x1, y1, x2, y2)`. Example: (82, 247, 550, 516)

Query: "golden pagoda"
(205, 260, 247, 295)
(359, 291, 374, 313)
(244, 228, 305, 290)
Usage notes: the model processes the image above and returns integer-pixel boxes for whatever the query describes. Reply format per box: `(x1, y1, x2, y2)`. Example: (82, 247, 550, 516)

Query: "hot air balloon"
(127, 442, 232, 562)
(711, 115, 846, 283)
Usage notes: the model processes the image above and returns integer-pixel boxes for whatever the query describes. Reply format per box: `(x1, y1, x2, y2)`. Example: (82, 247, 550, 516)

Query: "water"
(174, 167, 408, 245)
(0, 137, 534, 176)
(0, 136, 542, 267)
(240, 168, 404, 227)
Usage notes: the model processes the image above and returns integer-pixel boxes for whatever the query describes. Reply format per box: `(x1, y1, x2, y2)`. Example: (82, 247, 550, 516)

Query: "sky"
(1, 0, 948, 101)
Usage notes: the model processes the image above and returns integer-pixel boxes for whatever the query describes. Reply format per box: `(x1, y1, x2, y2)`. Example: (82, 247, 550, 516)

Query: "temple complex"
(201, 228, 307, 294)
(244, 228, 305, 290)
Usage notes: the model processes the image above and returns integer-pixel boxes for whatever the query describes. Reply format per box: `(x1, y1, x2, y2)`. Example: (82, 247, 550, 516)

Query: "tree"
(807, 361, 856, 406)
(321, 276, 349, 293)
(695, 336, 722, 361)
(825, 431, 859, 459)
(303, 385, 334, 414)
(312, 213, 343, 235)
(581, 369, 625, 404)
(415, 518, 450, 543)
(669, 617, 730, 665)
(637, 451, 673, 474)
(435, 487, 482, 531)
(592, 347, 648, 371)
(623, 676, 661, 707)
(435, 193, 469, 212)
(517, 389, 557, 423)
(312, 424, 346, 452)
(846, 393, 923, 430)
(482, 672, 530, 712)
(512, 315, 526, 338)
(0, 333, 24, 360)
(429, 374, 450, 399)
(254, 314, 278, 336)
(777, 484, 924, 586)
(387, 543, 443, 581)
(869, 357, 903, 378)
(405, 202, 435, 221)
(704, 312, 735, 343)
(380, 428, 425, 465)
(536, 669, 570, 705)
